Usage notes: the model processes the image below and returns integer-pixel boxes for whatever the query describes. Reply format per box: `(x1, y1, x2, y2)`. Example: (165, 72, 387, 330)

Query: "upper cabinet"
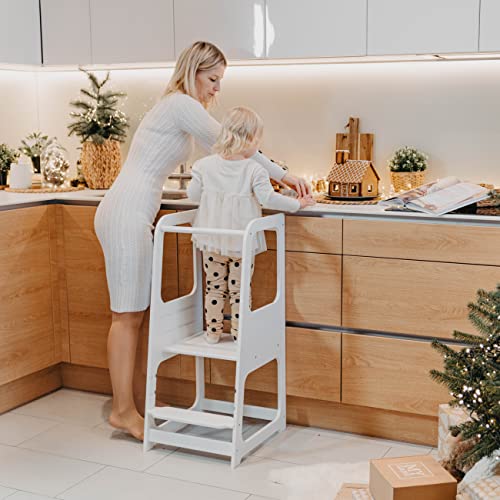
(367, 0, 480, 55)
(174, 0, 265, 59)
(40, 0, 91, 65)
(479, 0, 500, 52)
(0, 0, 41, 64)
(90, 0, 174, 64)
(266, 0, 367, 58)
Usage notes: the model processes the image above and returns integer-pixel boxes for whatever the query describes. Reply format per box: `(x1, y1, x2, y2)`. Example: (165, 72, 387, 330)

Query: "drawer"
(211, 327, 341, 402)
(266, 216, 342, 254)
(253, 251, 342, 325)
(343, 219, 500, 265)
(342, 255, 500, 338)
(342, 333, 451, 416)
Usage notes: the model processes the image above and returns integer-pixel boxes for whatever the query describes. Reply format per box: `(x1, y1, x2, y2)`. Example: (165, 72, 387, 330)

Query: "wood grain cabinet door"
(253, 250, 342, 326)
(343, 219, 500, 265)
(267, 216, 342, 254)
(64, 206, 179, 373)
(211, 327, 341, 402)
(0, 206, 55, 384)
(342, 255, 500, 339)
(342, 333, 451, 416)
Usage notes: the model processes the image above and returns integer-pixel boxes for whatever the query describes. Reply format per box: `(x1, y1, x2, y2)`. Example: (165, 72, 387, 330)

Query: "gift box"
(438, 403, 470, 461)
(369, 455, 457, 500)
(335, 483, 373, 499)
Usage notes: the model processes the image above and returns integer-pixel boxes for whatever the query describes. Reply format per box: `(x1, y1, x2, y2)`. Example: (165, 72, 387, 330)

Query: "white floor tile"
(0, 444, 103, 497)
(0, 485, 16, 499)
(383, 442, 432, 458)
(147, 450, 288, 499)
(19, 422, 171, 472)
(429, 448, 439, 458)
(0, 413, 58, 446)
(58, 466, 250, 500)
(253, 428, 390, 465)
(13, 390, 110, 428)
(8, 493, 57, 500)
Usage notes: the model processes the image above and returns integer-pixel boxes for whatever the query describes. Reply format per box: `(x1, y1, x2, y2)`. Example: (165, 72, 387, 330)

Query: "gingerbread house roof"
(327, 160, 380, 183)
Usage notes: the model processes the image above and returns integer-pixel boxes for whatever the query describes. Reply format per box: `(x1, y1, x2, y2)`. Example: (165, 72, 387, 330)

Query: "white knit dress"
(94, 92, 286, 313)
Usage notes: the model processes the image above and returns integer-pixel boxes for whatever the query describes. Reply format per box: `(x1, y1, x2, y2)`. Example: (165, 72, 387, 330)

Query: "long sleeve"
(252, 165, 300, 212)
(186, 161, 203, 202)
(174, 94, 286, 182)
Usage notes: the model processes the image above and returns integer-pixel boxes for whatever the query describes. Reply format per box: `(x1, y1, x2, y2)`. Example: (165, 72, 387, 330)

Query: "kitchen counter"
(0, 189, 498, 226)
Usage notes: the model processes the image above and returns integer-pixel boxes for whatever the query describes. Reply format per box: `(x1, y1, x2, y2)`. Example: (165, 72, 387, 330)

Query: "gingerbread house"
(327, 159, 380, 198)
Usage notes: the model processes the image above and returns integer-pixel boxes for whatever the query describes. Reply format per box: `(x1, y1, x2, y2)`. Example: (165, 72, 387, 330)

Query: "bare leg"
(107, 310, 145, 440)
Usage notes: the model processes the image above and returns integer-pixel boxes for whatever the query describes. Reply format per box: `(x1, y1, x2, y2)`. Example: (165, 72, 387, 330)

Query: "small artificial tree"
(388, 146, 428, 172)
(68, 69, 129, 145)
(430, 285, 500, 469)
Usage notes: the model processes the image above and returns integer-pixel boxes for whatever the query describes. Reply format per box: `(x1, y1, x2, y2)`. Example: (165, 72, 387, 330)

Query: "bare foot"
(109, 408, 144, 441)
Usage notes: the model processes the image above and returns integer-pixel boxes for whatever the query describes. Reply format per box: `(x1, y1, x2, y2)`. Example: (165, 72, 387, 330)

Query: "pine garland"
(430, 284, 500, 468)
(68, 69, 129, 145)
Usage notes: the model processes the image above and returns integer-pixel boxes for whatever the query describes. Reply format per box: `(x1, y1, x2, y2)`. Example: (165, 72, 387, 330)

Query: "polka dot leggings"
(203, 251, 253, 343)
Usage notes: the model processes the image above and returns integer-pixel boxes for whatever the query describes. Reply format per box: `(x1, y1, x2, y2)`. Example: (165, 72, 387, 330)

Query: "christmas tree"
(68, 69, 129, 145)
(430, 284, 500, 468)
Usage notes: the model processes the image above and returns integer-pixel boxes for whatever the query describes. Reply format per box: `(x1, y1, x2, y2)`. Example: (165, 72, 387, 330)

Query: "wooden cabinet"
(479, 0, 500, 52)
(174, 0, 265, 59)
(40, 0, 91, 65)
(90, 0, 174, 64)
(0, 207, 55, 384)
(267, 216, 342, 254)
(253, 250, 341, 325)
(266, 0, 366, 58)
(367, 0, 480, 55)
(211, 327, 341, 402)
(63, 206, 178, 369)
(342, 255, 500, 338)
(342, 333, 450, 416)
(343, 219, 500, 265)
(0, 0, 41, 64)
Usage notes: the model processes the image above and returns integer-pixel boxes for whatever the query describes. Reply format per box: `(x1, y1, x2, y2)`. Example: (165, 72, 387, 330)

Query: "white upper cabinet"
(174, 0, 265, 60)
(0, 0, 41, 64)
(367, 0, 480, 55)
(90, 0, 174, 64)
(266, 0, 367, 58)
(41, 0, 91, 65)
(479, 0, 500, 52)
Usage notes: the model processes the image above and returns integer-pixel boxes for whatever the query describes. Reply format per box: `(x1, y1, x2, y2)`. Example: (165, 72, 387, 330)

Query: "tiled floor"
(0, 389, 437, 499)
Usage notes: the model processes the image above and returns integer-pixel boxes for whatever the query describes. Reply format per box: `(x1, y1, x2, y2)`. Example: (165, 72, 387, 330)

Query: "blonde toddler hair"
(164, 41, 227, 107)
(213, 106, 264, 157)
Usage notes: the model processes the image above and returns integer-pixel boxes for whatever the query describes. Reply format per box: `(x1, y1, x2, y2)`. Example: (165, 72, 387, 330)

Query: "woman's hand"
(299, 194, 316, 209)
(280, 173, 311, 198)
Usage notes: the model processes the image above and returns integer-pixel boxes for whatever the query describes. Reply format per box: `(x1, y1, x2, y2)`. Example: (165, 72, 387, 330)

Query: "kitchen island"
(1, 190, 499, 445)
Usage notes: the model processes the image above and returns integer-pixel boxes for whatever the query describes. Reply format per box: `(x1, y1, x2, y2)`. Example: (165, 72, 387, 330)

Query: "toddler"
(187, 106, 315, 344)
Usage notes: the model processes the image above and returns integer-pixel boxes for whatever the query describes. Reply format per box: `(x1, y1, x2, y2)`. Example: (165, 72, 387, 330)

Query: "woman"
(94, 41, 310, 440)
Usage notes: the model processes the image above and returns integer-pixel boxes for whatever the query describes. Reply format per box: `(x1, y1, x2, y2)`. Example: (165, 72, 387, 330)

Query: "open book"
(379, 177, 490, 216)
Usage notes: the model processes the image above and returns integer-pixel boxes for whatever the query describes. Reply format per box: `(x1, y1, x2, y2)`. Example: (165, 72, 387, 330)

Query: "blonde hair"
(213, 106, 264, 157)
(164, 41, 227, 106)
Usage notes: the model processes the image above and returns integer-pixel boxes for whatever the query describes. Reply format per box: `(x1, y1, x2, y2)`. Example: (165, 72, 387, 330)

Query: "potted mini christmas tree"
(388, 146, 428, 192)
(430, 285, 500, 474)
(68, 69, 129, 189)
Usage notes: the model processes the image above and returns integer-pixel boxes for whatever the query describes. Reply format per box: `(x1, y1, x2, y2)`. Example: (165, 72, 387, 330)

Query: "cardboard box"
(336, 483, 373, 499)
(369, 455, 457, 500)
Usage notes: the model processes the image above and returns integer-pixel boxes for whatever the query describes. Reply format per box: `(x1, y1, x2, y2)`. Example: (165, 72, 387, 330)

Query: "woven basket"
(390, 170, 426, 192)
(81, 139, 122, 189)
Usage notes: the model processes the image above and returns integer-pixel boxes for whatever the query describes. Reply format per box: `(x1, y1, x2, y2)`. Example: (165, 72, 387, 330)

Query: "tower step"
(148, 406, 234, 429)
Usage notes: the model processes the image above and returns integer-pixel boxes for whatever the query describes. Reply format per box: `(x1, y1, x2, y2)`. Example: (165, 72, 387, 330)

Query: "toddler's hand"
(299, 195, 316, 208)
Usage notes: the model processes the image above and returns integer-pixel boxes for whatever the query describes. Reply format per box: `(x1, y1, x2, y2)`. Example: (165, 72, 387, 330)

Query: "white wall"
(1, 59, 500, 189)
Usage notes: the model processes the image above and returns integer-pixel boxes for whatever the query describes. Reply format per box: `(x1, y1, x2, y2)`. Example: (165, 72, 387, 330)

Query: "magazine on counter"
(379, 176, 490, 216)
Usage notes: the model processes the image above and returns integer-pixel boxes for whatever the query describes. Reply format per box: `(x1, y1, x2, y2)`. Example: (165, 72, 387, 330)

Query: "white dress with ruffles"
(187, 154, 300, 258)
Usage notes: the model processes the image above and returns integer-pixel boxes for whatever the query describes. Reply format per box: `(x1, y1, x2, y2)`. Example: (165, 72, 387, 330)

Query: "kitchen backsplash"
(1, 59, 500, 188)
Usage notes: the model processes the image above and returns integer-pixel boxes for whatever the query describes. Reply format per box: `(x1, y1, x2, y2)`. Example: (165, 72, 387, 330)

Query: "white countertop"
(1, 188, 498, 226)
